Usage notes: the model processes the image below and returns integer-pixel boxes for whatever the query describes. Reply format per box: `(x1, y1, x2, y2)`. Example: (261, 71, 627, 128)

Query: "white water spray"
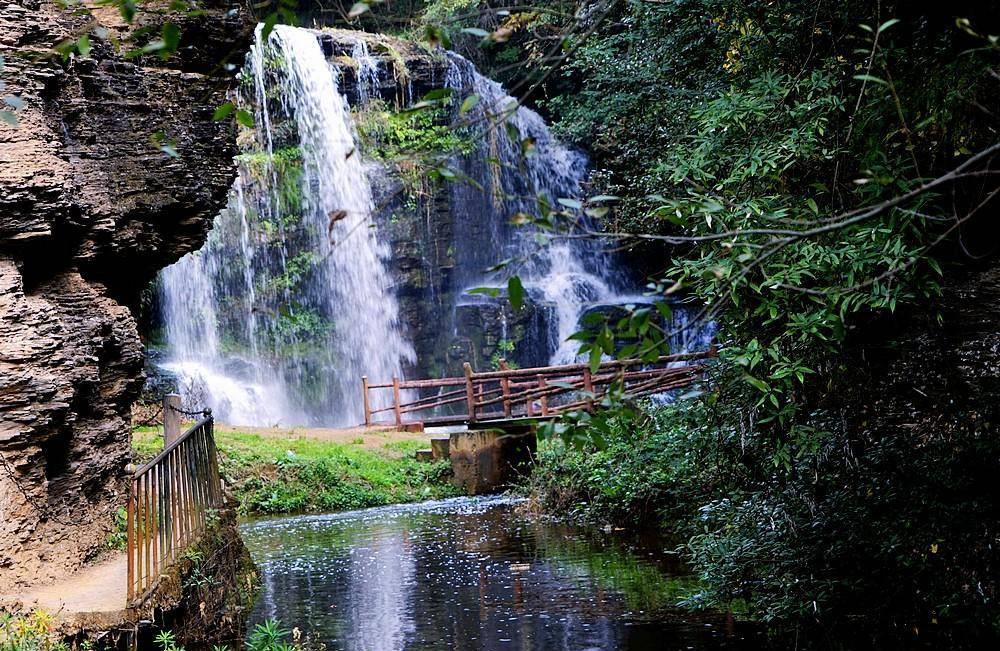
(444, 53, 620, 364)
(157, 25, 412, 426)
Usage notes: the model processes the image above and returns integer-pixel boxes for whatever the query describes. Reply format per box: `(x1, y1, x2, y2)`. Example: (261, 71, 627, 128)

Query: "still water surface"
(241, 496, 773, 650)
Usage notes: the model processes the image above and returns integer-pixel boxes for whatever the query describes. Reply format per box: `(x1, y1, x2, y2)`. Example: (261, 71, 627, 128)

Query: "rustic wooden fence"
(127, 413, 223, 606)
(362, 349, 715, 427)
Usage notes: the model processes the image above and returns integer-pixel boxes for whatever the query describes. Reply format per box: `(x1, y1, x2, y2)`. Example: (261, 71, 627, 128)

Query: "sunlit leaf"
(467, 286, 501, 298)
(459, 94, 479, 115)
(853, 74, 889, 86)
(213, 102, 235, 121)
(235, 109, 255, 128)
(877, 18, 901, 33)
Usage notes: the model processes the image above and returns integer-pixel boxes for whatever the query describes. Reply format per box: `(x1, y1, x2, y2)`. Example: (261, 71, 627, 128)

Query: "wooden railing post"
(463, 362, 476, 422)
(163, 394, 183, 447)
(538, 375, 549, 416)
(392, 376, 402, 427)
(362, 376, 371, 426)
(583, 367, 594, 412)
(499, 359, 512, 418)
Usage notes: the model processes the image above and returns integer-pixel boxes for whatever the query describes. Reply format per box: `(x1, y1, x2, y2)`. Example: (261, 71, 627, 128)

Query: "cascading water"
(155, 27, 710, 427)
(444, 53, 625, 364)
(351, 39, 381, 105)
(157, 24, 413, 426)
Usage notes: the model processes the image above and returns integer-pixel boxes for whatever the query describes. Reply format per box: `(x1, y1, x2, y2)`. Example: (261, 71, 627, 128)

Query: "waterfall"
(155, 28, 708, 427)
(157, 24, 413, 426)
(351, 39, 380, 105)
(444, 53, 621, 364)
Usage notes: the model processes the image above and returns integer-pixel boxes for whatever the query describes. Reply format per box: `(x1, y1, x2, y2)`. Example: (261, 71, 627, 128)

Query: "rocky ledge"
(0, 0, 253, 593)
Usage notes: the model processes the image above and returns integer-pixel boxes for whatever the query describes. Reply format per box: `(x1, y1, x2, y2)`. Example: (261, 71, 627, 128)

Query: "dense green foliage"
(40, 0, 1000, 644)
(408, 0, 1000, 644)
(133, 428, 458, 516)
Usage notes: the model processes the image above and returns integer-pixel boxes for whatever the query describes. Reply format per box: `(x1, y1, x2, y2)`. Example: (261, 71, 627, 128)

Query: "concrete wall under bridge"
(439, 424, 537, 495)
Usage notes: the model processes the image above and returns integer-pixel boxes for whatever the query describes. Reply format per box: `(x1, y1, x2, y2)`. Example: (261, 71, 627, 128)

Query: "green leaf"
(588, 347, 603, 374)
(853, 74, 889, 86)
(743, 374, 770, 393)
(162, 23, 180, 55)
(557, 198, 582, 210)
(459, 94, 480, 115)
(422, 88, 454, 101)
(467, 286, 501, 298)
(260, 12, 280, 41)
(213, 102, 235, 121)
(507, 275, 524, 310)
(118, 0, 137, 22)
(235, 109, 255, 128)
(77, 35, 91, 58)
(877, 18, 901, 33)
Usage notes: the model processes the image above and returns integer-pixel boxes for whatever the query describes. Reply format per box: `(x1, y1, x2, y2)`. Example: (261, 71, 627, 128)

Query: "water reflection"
(242, 497, 773, 650)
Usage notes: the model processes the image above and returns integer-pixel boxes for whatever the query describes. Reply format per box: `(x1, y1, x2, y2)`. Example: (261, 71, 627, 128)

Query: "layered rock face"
(0, 1, 251, 591)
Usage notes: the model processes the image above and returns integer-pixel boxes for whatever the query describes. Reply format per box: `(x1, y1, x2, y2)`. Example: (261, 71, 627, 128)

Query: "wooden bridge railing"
(127, 413, 223, 606)
(362, 349, 715, 427)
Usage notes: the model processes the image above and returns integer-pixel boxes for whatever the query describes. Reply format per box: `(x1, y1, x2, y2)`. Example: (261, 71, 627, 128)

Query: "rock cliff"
(0, 1, 252, 591)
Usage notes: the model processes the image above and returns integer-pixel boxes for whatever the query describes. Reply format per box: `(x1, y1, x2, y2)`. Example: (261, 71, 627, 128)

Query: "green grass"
(133, 427, 460, 517)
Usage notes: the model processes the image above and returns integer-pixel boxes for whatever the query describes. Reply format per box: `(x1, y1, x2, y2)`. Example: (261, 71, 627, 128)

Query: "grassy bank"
(133, 426, 459, 517)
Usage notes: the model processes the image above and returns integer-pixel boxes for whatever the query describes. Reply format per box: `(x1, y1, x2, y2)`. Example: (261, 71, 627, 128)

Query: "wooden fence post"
(583, 367, 594, 412)
(361, 376, 371, 426)
(392, 376, 402, 427)
(499, 359, 512, 418)
(163, 394, 182, 447)
(538, 375, 549, 416)
(463, 362, 476, 422)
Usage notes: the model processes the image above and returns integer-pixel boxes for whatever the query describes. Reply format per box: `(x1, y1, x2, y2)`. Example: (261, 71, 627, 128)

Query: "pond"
(241, 496, 776, 651)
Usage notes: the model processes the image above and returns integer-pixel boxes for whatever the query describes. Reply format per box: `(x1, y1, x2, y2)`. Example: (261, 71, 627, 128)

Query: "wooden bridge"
(361, 349, 716, 429)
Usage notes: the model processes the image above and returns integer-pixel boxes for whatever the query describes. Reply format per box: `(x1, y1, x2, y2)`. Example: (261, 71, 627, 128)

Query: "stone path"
(2, 554, 127, 615)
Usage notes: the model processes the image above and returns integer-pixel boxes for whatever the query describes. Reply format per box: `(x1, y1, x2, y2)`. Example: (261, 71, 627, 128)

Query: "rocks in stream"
(0, 1, 253, 593)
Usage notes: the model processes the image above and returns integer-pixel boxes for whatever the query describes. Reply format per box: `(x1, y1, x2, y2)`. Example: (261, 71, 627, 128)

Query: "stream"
(241, 496, 777, 650)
